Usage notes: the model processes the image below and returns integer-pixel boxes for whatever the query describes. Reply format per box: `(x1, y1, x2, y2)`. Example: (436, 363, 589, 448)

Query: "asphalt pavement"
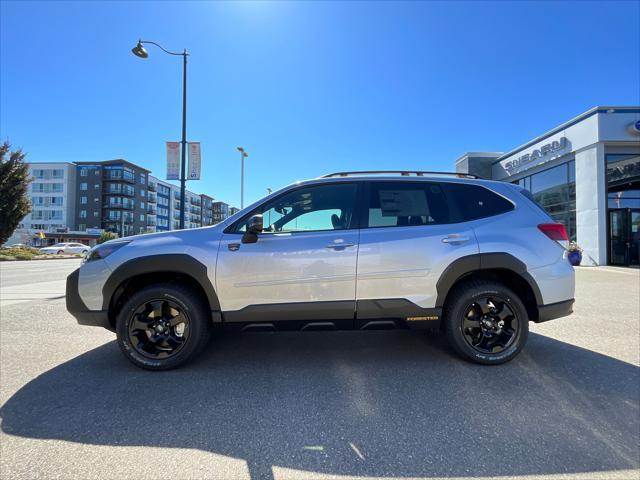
(0, 259, 638, 480)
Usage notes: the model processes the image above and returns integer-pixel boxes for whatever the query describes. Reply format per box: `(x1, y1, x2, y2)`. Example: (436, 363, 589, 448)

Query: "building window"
(80, 183, 87, 191)
(81, 196, 87, 204)
(140, 189, 146, 198)
(79, 224, 86, 231)
(80, 168, 88, 177)
(606, 154, 640, 188)
(514, 161, 576, 241)
(140, 174, 146, 185)
(80, 210, 87, 218)
(140, 214, 145, 221)
(94, 211, 99, 217)
(140, 201, 145, 209)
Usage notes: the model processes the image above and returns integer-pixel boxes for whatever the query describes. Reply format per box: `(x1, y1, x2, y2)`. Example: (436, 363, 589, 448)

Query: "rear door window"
(365, 182, 450, 228)
(442, 183, 514, 221)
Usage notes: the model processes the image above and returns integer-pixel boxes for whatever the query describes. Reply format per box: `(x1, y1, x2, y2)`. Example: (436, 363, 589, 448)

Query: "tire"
(57, 250, 64, 255)
(443, 280, 529, 365)
(116, 282, 212, 370)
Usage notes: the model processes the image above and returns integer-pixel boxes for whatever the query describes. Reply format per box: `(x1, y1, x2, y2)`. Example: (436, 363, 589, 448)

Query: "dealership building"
(456, 106, 640, 267)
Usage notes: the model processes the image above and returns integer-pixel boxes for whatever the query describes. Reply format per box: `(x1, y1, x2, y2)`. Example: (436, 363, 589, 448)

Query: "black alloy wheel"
(462, 296, 518, 354)
(443, 280, 529, 365)
(128, 299, 190, 359)
(116, 283, 212, 370)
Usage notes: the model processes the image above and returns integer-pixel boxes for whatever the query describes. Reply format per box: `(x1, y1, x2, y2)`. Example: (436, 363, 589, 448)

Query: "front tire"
(116, 283, 212, 370)
(443, 280, 529, 365)
(57, 250, 64, 255)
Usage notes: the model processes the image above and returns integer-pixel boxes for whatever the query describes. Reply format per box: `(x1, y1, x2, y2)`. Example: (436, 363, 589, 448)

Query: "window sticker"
(378, 190, 429, 217)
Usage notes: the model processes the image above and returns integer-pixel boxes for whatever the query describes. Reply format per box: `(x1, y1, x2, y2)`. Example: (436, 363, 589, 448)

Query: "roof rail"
(320, 170, 479, 179)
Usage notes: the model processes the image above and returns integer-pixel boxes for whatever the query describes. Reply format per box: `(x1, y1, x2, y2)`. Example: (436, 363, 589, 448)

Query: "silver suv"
(66, 171, 575, 370)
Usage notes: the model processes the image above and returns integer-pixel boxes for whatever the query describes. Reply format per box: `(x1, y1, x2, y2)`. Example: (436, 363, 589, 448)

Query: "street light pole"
(132, 40, 189, 229)
(179, 50, 187, 230)
(237, 147, 248, 209)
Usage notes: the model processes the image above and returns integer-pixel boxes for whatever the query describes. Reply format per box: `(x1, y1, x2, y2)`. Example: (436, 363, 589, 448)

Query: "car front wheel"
(443, 280, 529, 365)
(116, 283, 212, 370)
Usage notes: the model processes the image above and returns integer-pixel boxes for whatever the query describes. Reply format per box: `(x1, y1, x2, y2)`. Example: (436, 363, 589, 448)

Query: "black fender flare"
(435, 253, 543, 307)
(102, 254, 221, 313)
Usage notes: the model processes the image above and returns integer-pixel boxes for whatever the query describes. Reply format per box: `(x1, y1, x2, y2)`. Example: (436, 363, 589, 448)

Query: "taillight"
(538, 223, 568, 241)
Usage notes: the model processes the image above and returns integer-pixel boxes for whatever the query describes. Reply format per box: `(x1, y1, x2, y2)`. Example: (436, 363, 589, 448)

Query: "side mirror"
(241, 214, 263, 244)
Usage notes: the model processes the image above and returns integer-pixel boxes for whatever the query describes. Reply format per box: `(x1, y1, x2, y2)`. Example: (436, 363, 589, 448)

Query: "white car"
(41, 242, 90, 255)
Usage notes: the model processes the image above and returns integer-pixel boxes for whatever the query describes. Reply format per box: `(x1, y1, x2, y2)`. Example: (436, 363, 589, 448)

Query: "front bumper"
(536, 298, 574, 323)
(66, 269, 113, 331)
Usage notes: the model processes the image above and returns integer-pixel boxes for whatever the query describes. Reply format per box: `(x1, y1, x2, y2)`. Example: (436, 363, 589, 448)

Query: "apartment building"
(75, 160, 150, 237)
(6, 159, 238, 247)
(201, 194, 214, 226)
(20, 162, 77, 232)
(212, 201, 230, 224)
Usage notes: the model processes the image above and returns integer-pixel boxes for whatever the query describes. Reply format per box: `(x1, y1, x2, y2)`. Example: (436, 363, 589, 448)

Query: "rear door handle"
(442, 235, 470, 244)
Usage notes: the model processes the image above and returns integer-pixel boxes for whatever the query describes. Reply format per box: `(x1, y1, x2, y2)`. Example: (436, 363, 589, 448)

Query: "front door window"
(235, 183, 358, 233)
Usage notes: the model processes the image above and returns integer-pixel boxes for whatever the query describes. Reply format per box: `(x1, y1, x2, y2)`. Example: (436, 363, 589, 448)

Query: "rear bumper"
(66, 269, 113, 331)
(536, 298, 574, 323)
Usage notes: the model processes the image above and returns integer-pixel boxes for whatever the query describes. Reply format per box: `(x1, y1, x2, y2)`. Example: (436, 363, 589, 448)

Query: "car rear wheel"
(57, 250, 64, 254)
(116, 283, 212, 370)
(443, 280, 528, 365)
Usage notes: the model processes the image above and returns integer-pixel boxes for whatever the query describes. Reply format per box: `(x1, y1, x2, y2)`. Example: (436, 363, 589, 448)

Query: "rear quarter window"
(442, 183, 514, 221)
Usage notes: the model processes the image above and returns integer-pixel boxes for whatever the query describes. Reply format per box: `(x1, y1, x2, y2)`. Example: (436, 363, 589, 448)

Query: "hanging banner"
(166, 142, 180, 180)
(187, 142, 201, 180)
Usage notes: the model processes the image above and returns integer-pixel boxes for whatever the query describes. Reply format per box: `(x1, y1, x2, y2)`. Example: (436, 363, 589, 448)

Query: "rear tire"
(57, 250, 64, 255)
(444, 280, 529, 365)
(116, 283, 212, 370)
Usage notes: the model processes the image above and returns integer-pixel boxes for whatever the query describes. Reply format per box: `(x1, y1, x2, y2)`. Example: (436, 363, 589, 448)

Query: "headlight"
(83, 241, 131, 264)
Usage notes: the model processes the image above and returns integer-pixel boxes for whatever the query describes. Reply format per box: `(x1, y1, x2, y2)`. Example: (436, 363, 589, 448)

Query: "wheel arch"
(436, 253, 542, 322)
(102, 254, 221, 329)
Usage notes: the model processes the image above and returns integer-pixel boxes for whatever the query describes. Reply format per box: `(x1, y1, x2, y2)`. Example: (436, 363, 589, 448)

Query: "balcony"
(148, 183, 157, 192)
(107, 172, 135, 184)
(147, 193, 157, 203)
(104, 217, 134, 224)
(147, 206, 157, 215)
(105, 188, 135, 197)
(147, 219, 157, 227)
(104, 202, 134, 210)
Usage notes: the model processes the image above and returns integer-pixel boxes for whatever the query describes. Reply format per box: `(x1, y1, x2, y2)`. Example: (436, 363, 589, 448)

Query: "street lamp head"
(131, 41, 149, 59)
(237, 146, 248, 157)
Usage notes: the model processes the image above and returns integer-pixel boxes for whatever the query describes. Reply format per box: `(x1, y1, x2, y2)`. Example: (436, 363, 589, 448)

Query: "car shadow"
(1, 331, 638, 479)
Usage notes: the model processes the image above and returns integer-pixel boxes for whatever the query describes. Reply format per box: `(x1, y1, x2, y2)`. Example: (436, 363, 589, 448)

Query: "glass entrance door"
(609, 209, 640, 266)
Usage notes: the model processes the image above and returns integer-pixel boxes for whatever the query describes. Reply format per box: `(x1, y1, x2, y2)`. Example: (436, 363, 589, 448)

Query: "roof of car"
(294, 171, 501, 187)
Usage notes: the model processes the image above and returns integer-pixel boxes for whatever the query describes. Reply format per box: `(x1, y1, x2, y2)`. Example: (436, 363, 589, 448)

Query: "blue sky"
(1, 1, 639, 207)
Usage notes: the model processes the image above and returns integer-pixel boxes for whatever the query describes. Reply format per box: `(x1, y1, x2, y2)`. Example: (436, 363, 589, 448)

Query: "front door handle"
(442, 235, 470, 244)
(326, 243, 355, 249)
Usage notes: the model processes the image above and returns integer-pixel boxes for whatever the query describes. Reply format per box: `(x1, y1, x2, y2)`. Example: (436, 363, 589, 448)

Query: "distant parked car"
(40, 243, 90, 255)
(2, 243, 28, 249)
